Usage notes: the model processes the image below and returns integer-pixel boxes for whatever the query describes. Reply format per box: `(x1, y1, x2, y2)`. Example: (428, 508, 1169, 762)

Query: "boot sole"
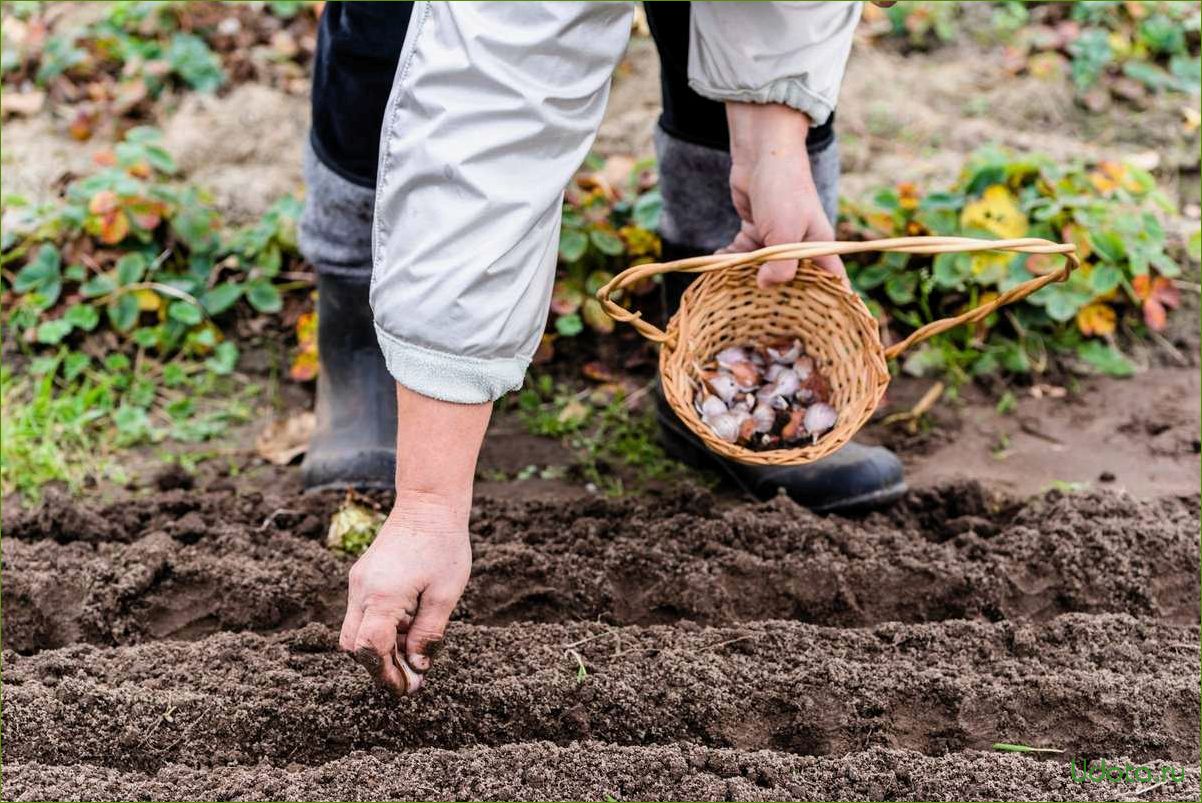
(301, 448, 396, 493)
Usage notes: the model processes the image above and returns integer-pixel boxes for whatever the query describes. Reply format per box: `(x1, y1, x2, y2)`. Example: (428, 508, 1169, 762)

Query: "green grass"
(992, 742, 1064, 755)
(1, 362, 120, 498)
(514, 374, 706, 496)
(0, 353, 256, 500)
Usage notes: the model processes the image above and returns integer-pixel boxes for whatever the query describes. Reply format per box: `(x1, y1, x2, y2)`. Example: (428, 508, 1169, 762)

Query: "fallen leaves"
(1088, 161, 1142, 195)
(0, 89, 45, 117)
(255, 411, 316, 465)
(326, 496, 385, 555)
(289, 309, 318, 381)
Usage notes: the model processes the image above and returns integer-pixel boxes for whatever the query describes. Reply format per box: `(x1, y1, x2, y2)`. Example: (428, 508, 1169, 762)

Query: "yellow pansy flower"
(960, 185, 1028, 239)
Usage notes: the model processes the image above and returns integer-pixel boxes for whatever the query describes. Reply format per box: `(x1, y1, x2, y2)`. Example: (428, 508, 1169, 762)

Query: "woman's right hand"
(339, 491, 472, 696)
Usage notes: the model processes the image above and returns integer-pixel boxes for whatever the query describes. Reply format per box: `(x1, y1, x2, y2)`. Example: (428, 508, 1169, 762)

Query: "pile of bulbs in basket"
(695, 337, 838, 450)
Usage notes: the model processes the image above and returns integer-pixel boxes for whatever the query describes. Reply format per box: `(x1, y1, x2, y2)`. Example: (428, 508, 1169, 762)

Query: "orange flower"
(1132, 274, 1180, 331)
(897, 182, 920, 211)
(1088, 161, 1140, 194)
(1076, 303, 1116, 337)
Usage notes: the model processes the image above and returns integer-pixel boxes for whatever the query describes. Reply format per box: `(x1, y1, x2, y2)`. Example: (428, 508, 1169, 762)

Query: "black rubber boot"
(301, 273, 398, 491)
(655, 239, 906, 513)
(656, 392, 906, 513)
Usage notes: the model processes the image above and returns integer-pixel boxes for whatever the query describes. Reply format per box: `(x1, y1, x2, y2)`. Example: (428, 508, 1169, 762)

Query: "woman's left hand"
(722, 101, 847, 290)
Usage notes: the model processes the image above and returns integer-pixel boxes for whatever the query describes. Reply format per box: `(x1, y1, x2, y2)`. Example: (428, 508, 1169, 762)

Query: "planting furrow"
(4, 744, 1199, 802)
(4, 486, 1198, 651)
(1, 529, 346, 651)
(4, 615, 1196, 770)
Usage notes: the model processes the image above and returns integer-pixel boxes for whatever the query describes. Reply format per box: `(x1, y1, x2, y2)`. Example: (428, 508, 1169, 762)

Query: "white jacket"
(371, 1, 861, 403)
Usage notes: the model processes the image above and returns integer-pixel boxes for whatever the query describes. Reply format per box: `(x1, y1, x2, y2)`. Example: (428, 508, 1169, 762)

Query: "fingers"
(352, 608, 412, 696)
(338, 598, 363, 655)
(804, 212, 851, 288)
(405, 590, 458, 673)
(756, 258, 800, 289)
(341, 574, 418, 697)
(813, 252, 849, 287)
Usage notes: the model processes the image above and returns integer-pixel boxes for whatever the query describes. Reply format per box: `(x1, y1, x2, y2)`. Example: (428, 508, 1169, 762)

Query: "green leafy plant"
(841, 144, 1183, 382)
(1018, 1, 1200, 101)
(873, 1, 961, 47)
(0, 349, 256, 498)
(1, 125, 306, 497)
(544, 155, 662, 360)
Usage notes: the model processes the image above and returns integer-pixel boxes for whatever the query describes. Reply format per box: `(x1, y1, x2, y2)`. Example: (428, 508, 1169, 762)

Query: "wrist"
(727, 102, 812, 161)
(390, 488, 473, 533)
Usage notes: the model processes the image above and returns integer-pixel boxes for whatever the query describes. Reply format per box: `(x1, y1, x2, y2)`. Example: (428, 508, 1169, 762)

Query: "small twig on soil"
(1171, 279, 1200, 294)
(1147, 327, 1189, 366)
(1018, 420, 1065, 446)
(611, 633, 759, 659)
(562, 628, 621, 650)
(621, 381, 655, 410)
(139, 696, 176, 747)
(880, 381, 944, 432)
(991, 742, 1063, 754)
(149, 248, 172, 273)
(1130, 779, 1169, 798)
(158, 705, 215, 754)
(259, 508, 302, 531)
(106, 281, 203, 307)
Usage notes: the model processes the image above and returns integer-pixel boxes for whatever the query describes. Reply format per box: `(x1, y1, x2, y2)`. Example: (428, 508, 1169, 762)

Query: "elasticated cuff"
(374, 324, 527, 404)
(687, 78, 834, 127)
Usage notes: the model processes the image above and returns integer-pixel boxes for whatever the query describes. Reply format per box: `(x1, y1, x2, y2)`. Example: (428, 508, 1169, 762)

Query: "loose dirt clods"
(1, 479, 1198, 800)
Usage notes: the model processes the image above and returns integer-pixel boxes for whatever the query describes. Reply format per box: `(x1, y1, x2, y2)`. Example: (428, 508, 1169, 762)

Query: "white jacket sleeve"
(687, 1, 861, 125)
(371, 1, 633, 404)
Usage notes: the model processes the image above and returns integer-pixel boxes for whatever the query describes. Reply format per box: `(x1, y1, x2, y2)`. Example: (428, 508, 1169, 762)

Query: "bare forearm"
(392, 383, 491, 523)
(726, 101, 811, 163)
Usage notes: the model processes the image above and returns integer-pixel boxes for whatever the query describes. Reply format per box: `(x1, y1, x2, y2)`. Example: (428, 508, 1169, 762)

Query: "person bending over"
(297, 1, 905, 696)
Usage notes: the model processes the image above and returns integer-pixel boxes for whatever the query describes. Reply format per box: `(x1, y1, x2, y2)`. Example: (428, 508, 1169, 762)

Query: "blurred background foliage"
(861, 1, 1199, 106)
(1, 0, 1198, 496)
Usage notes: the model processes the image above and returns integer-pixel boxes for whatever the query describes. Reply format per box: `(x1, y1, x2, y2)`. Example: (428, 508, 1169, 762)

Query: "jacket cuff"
(687, 77, 834, 127)
(375, 324, 527, 404)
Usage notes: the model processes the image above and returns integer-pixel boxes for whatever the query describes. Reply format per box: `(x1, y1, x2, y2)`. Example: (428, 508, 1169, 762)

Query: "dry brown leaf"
(255, 412, 316, 465)
(0, 89, 45, 118)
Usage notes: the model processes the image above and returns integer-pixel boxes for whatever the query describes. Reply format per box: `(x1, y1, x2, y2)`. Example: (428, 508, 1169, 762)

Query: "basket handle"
(595, 235, 1078, 357)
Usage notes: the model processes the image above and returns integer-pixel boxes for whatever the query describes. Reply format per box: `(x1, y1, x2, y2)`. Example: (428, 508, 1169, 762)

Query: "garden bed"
(2, 479, 1199, 800)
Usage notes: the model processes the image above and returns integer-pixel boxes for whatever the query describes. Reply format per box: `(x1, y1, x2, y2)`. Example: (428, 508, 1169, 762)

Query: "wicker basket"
(596, 236, 1079, 466)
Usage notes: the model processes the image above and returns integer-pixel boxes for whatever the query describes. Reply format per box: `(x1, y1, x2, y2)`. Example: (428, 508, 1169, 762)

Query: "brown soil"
(871, 369, 1201, 498)
(5, 748, 1198, 803)
(2, 479, 1199, 801)
(4, 481, 1198, 652)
